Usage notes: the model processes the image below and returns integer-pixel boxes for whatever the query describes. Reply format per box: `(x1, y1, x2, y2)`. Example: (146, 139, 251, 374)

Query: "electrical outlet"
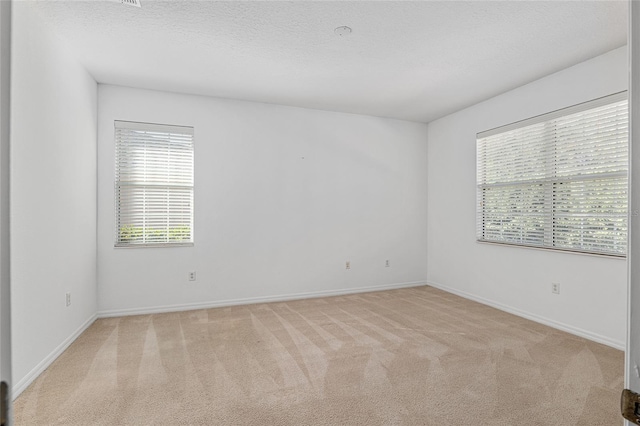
(552, 283, 560, 294)
(345, 261, 351, 270)
(65, 292, 71, 307)
(385, 260, 390, 267)
(189, 271, 196, 281)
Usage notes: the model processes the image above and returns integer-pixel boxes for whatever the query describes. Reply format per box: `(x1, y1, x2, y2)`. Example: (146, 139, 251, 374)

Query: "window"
(476, 92, 628, 257)
(115, 121, 194, 247)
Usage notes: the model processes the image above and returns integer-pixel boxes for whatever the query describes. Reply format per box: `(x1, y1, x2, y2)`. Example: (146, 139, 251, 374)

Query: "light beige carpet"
(14, 286, 623, 425)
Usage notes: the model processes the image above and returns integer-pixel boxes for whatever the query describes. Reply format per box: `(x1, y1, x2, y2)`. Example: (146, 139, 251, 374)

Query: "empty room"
(2, 0, 640, 425)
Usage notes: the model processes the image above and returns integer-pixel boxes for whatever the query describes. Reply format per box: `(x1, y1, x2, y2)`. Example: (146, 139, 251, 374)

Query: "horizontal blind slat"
(477, 94, 628, 256)
(115, 121, 194, 246)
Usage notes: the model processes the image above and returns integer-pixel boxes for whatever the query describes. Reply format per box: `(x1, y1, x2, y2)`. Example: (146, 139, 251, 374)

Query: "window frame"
(114, 120, 195, 248)
(476, 92, 628, 258)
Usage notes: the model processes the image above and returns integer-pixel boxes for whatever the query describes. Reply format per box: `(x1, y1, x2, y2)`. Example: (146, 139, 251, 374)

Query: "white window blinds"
(115, 121, 194, 247)
(476, 92, 628, 256)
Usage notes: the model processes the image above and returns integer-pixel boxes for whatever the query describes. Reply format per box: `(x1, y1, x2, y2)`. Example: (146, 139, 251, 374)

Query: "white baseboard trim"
(427, 281, 625, 351)
(97, 280, 428, 318)
(12, 314, 97, 400)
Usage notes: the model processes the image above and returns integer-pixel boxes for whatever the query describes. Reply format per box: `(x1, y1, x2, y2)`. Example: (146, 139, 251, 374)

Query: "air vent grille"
(119, 0, 141, 7)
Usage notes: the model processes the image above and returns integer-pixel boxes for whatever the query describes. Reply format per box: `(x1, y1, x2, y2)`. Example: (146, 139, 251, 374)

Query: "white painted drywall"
(0, 0, 11, 417)
(10, 3, 97, 394)
(97, 85, 428, 314)
(627, 0, 640, 399)
(427, 46, 628, 349)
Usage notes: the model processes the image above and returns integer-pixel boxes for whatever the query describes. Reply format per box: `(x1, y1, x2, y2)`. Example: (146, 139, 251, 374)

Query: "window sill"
(114, 242, 194, 249)
(476, 239, 626, 259)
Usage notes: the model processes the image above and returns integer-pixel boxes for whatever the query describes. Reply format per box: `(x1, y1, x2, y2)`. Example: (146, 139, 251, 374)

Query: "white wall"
(0, 0, 11, 414)
(627, 1, 640, 399)
(11, 3, 97, 395)
(97, 85, 428, 314)
(427, 46, 628, 349)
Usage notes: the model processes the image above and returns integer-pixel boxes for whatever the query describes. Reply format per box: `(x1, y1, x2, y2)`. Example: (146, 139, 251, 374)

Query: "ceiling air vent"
(119, 0, 141, 7)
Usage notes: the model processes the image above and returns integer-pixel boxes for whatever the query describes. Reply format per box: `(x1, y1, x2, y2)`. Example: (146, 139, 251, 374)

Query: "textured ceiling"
(31, 1, 627, 123)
